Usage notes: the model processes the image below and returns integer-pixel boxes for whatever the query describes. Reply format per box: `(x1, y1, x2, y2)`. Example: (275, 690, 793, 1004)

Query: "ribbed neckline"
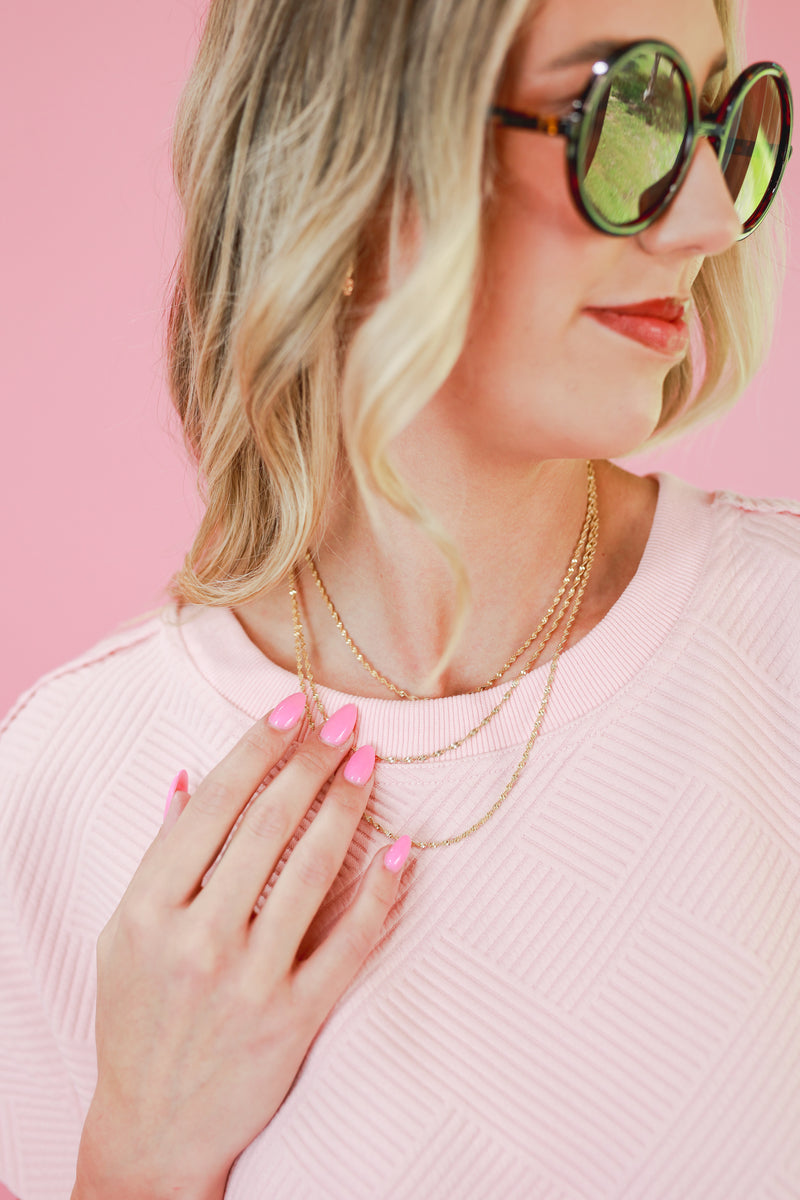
(171, 473, 713, 759)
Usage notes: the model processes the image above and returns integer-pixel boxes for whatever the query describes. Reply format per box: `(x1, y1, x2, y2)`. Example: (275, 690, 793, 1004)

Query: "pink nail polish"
(268, 692, 307, 731)
(384, 834, 412, 873)
(344, 744, 376, 786)
(163, 769, 189, 821)
(319, 703, 358, 747)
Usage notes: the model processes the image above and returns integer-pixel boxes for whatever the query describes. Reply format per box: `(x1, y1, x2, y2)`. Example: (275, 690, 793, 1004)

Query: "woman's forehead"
(505, 0, 727, 88)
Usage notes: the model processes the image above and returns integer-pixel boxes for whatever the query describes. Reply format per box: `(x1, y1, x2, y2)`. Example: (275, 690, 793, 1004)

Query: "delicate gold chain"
(291, 462, 596, 763)
(304, 464, 596, 699)
(291, 462, 597, 763)
(291, 522, 594, 764)
(287, 463, 599, 849)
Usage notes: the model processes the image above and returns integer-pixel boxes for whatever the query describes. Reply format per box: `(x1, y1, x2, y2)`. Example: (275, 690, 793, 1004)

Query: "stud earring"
(342, 264, 355, 297)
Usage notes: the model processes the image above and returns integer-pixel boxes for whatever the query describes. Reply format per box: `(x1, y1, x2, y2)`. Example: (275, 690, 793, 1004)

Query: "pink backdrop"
(0, 1, 798, 729)
(0, 3, 797, 1198)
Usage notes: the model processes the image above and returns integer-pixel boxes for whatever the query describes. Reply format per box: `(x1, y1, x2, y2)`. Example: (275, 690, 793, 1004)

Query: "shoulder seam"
(712, 489, 800, 518)
(1, 609, 167, 739)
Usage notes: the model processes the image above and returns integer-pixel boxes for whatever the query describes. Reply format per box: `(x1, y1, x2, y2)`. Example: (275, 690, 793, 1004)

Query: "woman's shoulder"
(0, 602, 261, 860)
(705, 483, 800, 582)
(656, 472, 800, 573)
(710, 483, 800, 528)
(1, 607, 170, 766)
(636, 474, 800, 695)
(670, 478, 800, 688)
(0, 603, 242, 789)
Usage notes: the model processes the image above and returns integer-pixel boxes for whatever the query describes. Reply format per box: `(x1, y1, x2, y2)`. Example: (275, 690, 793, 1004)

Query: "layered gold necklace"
(289, 461, 599, 848)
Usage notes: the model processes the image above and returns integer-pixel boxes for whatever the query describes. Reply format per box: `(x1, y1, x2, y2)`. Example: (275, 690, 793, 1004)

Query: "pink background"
(0, 2, 796, 1197)
(1, 0, 798, 731)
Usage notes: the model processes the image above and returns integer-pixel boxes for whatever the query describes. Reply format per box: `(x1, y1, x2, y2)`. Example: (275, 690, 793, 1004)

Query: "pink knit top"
(1, 474, 799, 1200)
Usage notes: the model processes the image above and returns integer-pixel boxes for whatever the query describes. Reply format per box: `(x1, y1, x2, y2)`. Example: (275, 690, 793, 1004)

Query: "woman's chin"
(537, 414, 663, 463)
(585, 395, 665, 460)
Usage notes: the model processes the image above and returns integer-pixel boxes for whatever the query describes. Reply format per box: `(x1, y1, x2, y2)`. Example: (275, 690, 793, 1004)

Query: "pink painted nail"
(163, 769, 189, 821)
(268, 692, 307, 731)
(319, 703, 358, 747)
(344, 744, 376, 786)
(383, 834, 412, 874)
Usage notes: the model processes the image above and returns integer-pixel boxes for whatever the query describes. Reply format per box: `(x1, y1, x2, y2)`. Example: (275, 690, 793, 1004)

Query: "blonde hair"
(165, 0, 783, 623)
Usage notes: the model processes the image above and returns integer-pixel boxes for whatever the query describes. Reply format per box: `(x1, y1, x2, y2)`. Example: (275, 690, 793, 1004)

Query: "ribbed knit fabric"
(1, 473, 799, 1200)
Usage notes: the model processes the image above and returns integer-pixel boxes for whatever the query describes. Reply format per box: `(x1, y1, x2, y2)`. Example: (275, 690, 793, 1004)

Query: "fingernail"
(268, 692, 307, 731)
(344, 744, 376, 786)
(383, 834, 412, 873)
(319, 703, 358, 747)
(163, 769, 189, 821)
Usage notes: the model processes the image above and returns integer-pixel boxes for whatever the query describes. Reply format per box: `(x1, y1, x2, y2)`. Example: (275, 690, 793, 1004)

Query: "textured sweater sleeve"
(0, 617, 168, 1200)
(0, 686, 86, 1198)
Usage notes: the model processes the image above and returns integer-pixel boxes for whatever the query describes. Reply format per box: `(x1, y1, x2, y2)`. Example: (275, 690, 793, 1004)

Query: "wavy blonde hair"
(165, 0, 783, 622)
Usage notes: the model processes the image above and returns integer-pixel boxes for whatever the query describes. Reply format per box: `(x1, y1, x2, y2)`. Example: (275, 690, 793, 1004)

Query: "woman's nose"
(637, 136, 743, 258)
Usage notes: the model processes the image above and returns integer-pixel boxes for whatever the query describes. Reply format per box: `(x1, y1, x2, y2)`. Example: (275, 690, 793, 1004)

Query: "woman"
(1, 0, 797, 1196)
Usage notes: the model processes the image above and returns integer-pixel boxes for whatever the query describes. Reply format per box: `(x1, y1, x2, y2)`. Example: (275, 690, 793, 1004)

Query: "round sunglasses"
(491, 39, 793, 238)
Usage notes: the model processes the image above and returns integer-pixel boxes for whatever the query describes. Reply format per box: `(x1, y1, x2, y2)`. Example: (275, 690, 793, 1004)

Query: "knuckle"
(237, 975, 277, 1023)
(340, 920, 375, 964)
(293, 742, 336, 783)
(241, 721, 277, 759)
(326, 781, 364, 817)
(243, 798, 292, 844)
(173, 923, 229, 981)
(293, 844, 338, 890)
(238, 963, 289, 1016)
(363, 863, 400, 912)
(191, 778, 233, 818)
(372, 870, 401, 909)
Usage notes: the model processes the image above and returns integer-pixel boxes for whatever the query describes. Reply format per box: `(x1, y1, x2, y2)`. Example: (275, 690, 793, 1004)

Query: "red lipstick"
(584, 298, 690, 357)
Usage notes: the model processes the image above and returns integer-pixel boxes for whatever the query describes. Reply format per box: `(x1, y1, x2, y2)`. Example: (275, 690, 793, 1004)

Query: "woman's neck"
(233, 443, 658, 701)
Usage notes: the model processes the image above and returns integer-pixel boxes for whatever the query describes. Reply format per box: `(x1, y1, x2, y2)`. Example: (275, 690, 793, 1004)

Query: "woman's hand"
(72, 694, 411, 1200)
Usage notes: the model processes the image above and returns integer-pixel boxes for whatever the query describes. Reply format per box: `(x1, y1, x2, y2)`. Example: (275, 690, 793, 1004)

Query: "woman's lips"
(584, 299, 690, 357)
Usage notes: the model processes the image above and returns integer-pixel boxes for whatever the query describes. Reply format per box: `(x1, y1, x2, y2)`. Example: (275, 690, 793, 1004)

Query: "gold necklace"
(304, 462, 597, 699)
(291, 531, 593, 763)
(290, 462, 598, 764)
(287, 468, 600, 849)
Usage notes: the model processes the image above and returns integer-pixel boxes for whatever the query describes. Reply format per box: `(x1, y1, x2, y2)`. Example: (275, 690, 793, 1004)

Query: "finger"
(246, 743, 376, 966)
(125, 769, 192, 883)
(194, 710, 361, 929)
(143, 692, 309, 904)
(293, 836, 412, 1011)
(162, 770, 190, 833)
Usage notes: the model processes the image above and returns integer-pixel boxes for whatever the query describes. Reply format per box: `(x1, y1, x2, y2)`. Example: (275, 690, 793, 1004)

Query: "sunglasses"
(491, 39, 793, 238)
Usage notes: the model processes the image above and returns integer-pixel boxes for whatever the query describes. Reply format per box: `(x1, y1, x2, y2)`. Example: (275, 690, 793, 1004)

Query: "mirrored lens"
(581, 47, 688, 226)
(718, 75, 783, 226)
